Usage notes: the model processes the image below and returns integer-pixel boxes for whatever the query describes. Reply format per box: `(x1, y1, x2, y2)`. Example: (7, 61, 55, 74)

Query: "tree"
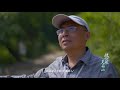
(79, 12, 120, 75)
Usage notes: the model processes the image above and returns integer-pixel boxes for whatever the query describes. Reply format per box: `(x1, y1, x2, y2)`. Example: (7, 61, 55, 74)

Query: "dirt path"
(0, 50, 65, 75)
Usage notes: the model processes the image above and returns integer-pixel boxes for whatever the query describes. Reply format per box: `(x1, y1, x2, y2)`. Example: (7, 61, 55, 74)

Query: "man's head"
(52, 14, 90, 51)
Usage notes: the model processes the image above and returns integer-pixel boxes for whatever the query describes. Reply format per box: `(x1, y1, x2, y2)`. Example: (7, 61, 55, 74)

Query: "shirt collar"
(62, 47, 92, 66)
(80, 47, 92, 65)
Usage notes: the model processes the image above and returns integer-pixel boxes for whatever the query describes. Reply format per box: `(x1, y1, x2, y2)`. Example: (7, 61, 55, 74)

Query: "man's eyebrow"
(78, 25, 87, 31)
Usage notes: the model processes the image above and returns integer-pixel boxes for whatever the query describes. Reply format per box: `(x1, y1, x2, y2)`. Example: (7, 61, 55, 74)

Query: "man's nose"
(62, 30, 69, 37)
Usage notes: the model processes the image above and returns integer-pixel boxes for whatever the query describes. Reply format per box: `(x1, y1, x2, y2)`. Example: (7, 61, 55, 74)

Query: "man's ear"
(85, 32, 90, 40)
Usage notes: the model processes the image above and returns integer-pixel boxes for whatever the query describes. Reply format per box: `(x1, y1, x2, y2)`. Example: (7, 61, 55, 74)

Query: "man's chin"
(62, 46, 72, 51)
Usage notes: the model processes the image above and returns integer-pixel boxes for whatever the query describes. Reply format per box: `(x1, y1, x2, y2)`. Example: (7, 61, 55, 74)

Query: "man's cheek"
(58, 40, 62, 47)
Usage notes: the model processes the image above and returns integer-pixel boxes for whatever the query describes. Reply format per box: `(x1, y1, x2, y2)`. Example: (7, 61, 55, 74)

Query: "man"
(0, 14, 119, 78)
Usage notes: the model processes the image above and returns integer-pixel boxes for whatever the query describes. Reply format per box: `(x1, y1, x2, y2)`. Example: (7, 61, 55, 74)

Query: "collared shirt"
(33, 47, 119, 78)
(1, 47, 118, 78)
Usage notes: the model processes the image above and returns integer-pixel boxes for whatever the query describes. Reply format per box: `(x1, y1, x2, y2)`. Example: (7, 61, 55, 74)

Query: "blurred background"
(0, 12, 120, 76)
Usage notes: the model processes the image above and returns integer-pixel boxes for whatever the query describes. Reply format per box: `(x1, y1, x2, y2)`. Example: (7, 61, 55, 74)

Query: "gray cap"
(52, 14, 90, 32)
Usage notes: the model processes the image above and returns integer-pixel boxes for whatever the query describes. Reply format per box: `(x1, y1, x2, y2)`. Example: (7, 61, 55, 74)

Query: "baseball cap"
(52, 14, 90, 32)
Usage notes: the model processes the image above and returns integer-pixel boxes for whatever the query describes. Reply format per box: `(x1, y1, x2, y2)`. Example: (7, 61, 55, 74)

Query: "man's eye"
(68, 27, 74, 30)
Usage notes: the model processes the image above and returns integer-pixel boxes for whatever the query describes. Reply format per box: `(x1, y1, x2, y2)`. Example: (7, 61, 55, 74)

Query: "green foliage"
(0, 12, 76, 65)
(0, 12, 21, 65)
(78, 12, 120, 75)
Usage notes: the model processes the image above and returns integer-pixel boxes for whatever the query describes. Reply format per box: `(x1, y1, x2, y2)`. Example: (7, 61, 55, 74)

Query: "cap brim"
(52, 14, 71, 29)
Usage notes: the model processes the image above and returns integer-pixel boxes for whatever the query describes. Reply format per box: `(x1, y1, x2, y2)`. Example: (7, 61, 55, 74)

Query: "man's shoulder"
(53, 56, 64, 63)
(47, 56, 64, 68)
(55, 56, 63, 61)
(91, 54, 112, 66)
(90, 54, 103, 65)
(89, 54, 110, 69)
(91, 54, 119, 77)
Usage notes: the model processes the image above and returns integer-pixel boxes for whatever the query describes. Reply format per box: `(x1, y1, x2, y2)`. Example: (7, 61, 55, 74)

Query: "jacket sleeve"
(0, 68, 49, 78)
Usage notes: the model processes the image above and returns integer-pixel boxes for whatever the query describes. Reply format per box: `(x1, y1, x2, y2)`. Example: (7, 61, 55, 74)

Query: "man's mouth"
(62, 40, 71, 44)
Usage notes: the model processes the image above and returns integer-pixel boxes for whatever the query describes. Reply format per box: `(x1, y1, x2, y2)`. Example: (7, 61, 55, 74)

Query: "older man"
(33, 14, 118, 78)
(0, 14, 119, 78)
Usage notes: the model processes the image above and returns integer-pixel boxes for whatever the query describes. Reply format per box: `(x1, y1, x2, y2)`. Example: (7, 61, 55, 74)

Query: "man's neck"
(65, 47, 86, 68)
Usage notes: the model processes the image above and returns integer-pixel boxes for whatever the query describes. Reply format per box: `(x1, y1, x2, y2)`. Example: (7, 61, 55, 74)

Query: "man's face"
(57, 20, 90, 51)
